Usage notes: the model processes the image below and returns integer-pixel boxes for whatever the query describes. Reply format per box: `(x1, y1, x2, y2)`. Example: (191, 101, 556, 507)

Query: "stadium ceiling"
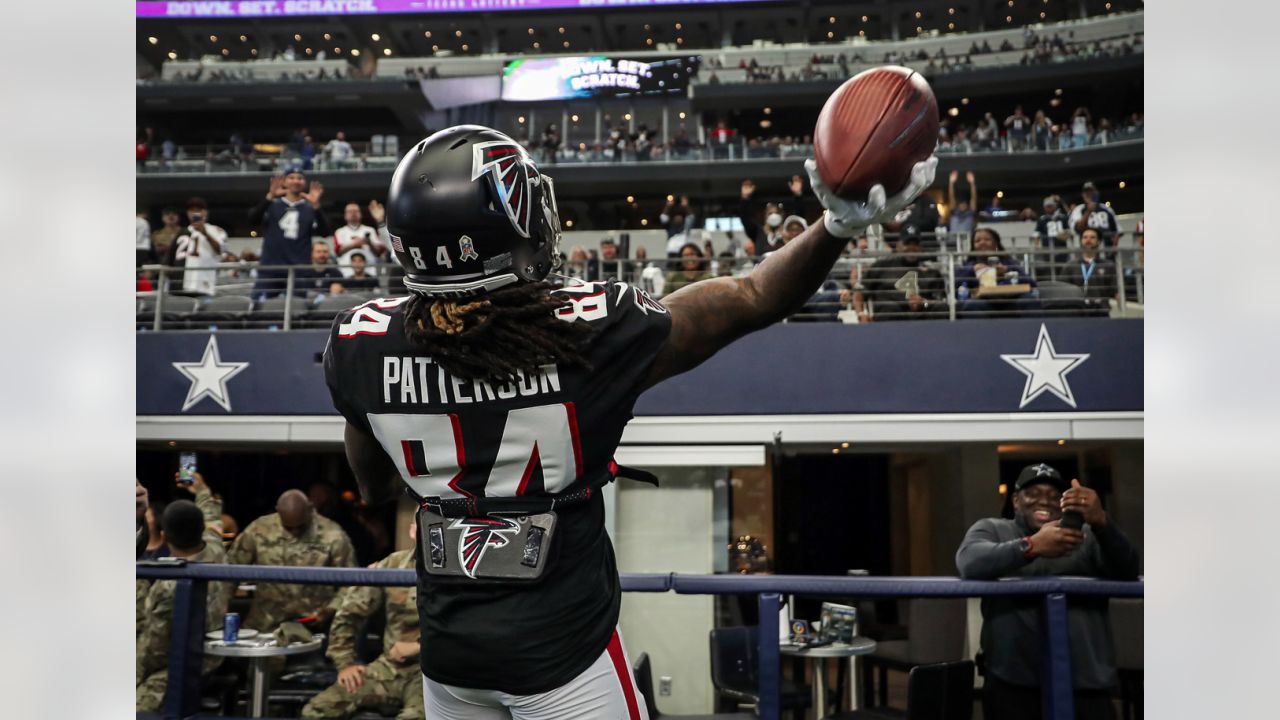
(136, 0, 1144, 66)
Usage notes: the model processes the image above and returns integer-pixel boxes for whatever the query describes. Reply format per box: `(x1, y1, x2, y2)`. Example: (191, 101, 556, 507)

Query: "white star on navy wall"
(1000, 324, 1090, 409)
(172, 335, 249, 412)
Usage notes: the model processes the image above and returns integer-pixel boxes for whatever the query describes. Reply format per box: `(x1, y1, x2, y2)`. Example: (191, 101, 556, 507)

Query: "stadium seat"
(190, 295, 254, 330)
(245, 295, 307, 330)
(634, 652, 755, 720)
(708, 626, 810, 712)
(863, 599, 967, 707)
(304, 293, 368, 328)
(1035, 280, 1090, 317)
(829, 660, 974, 720)
(138, 294, 200, 330)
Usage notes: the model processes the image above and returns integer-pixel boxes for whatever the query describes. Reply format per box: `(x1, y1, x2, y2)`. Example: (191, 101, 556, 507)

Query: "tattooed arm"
(644, 221, 848, 387)
(643, 156, 937, 389)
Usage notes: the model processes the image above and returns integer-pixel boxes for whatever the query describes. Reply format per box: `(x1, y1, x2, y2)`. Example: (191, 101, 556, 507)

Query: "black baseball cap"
(1081, 181, 1097, 192)
(1014, 463, 1068, 493)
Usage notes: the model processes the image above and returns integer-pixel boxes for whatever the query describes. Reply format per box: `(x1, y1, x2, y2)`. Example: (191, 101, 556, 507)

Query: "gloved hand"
(804, 156, 939, 239)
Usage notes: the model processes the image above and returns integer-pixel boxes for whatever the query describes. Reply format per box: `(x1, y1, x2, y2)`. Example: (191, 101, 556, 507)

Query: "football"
(813, 66, 940, 199)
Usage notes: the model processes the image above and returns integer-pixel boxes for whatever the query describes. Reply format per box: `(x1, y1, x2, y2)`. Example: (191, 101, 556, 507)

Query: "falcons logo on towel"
(471, 140, 542, 239)
(450, 516, 521, 579)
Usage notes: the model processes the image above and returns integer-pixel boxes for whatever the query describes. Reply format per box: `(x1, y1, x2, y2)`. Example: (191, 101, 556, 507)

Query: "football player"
(324, 125, 935, 719)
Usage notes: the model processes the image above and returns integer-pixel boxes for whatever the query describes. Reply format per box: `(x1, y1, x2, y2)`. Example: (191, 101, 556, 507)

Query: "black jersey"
(323, 279, 672, 694)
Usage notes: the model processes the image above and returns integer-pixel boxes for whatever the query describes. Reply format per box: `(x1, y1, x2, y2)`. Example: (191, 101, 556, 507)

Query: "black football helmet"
(385, 125, 562, 297)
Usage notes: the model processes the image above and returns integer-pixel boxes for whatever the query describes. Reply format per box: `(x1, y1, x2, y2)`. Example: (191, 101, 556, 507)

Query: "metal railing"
(138, 244, 1142, 330)
(135, 562, 1142, 720)
(137, 139, 400, 175)
(137, 131, 1141, 176)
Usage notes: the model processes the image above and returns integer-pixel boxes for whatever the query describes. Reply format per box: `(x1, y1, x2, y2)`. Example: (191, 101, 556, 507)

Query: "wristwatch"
(1018, 536, 1034, 559)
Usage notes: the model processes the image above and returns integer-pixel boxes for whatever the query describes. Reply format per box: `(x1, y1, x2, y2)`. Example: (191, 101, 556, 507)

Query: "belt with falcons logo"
(410, 464, 657, 583)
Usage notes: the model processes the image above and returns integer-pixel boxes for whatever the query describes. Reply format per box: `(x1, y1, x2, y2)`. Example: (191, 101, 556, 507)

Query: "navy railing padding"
(137, 564, 1141, 720)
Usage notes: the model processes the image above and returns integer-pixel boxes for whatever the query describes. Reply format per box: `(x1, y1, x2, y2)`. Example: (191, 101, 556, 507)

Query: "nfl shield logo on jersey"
(459, 235, 480, 261)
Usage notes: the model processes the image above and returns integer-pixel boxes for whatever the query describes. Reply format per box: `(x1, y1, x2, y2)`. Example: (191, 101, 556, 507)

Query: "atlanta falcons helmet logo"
(449, 516, 522, 579)
(471, 140, 543, 239)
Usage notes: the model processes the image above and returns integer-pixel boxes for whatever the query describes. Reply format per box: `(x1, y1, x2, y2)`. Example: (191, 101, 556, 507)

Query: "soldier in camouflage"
(136, 474, 232, 712)
(228, 489, 357, 632)
(301, 534, 422, 720)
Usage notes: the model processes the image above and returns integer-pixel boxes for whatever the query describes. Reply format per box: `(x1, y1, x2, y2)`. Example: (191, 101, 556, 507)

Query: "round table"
(780, 637, 877, 719)
(204, 634, 324, 717)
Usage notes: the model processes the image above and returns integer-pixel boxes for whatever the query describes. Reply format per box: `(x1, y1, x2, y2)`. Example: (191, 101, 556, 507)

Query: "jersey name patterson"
(382, 357, 561, 407)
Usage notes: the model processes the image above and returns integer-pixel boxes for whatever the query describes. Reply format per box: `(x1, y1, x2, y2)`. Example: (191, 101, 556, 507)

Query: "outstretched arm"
(644, 156, 936, 388)
(344, 422, 400, 508)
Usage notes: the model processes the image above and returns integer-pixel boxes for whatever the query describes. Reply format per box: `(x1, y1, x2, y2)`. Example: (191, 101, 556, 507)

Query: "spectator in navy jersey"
(249, 170, 331, 301)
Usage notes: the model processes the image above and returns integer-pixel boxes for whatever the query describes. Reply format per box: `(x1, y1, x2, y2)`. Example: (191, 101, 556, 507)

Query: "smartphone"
(179, 451, 198, 485)
(1060, 510, 1084, 530)
(987, 255, 1000, 265)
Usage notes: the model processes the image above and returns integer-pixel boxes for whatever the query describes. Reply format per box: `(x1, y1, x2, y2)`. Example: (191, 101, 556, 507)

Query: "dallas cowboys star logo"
(1000, 324, 1090, 409)
(172, 335, 249, 412)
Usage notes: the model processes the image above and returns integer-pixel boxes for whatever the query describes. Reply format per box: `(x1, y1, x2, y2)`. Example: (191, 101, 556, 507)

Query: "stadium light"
(861, 15, 868, 22)
(640, 219, 649, 226)
(563, 41, 570, 48)
(383, 48, 392, 56)
(565, 220, 574, 228)
(294, 34, 301, 41)
(1118, 181, 1126, 189)
(678, 112, 686, 119)
(675, 22, 682, 30)
(961, 97, 969, 104)
(240, 34, 248, 42)
(455, 30, 462, 37)
(915, 11, 922, 18)
(829, 16, 836, 23)
(324, 33, 331, 41)
(462, 43, 470, 51)
(210, 34, 217, 42)
(763, 107, 771, 114)
(148, 37, 157, 45)
(949, 7, 955, 14)
(626, 195, 635, 203)
(351, 48, 360, 56)
(949, 22, 956, 29)
(518, 116, 526, 124)
(532, 42, 540, 49)
(371, 33, 380, 41)
(677, 37, 683, 44)
(558, 26, 565, 34)
(425, 31, 432, 38)
(167, 51, 177, 60)
(827, 31, 834, 39)
(528, 28, 535, 34)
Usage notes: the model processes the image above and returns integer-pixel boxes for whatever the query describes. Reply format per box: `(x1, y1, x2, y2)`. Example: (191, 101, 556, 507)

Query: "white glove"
(804, 156, 939, 239)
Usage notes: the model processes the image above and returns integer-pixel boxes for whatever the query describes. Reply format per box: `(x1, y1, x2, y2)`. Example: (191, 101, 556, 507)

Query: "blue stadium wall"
(137, 318, 1142, 417)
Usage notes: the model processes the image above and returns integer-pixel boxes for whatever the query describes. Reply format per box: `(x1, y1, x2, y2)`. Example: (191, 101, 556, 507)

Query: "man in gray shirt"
(956, 463, 1140, 720)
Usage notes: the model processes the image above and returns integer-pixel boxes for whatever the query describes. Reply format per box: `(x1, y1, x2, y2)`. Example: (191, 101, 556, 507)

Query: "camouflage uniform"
(227, 511, 356, 632)
(136, 487, 232, 712)
(301, 549, 423, 720)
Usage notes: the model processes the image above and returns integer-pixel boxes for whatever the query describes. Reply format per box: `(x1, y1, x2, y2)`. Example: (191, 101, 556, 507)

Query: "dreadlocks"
(403, 281, 596, 386)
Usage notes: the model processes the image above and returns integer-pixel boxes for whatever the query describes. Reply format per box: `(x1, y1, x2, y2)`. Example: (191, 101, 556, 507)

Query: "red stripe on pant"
(605, 629, 642, 720)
